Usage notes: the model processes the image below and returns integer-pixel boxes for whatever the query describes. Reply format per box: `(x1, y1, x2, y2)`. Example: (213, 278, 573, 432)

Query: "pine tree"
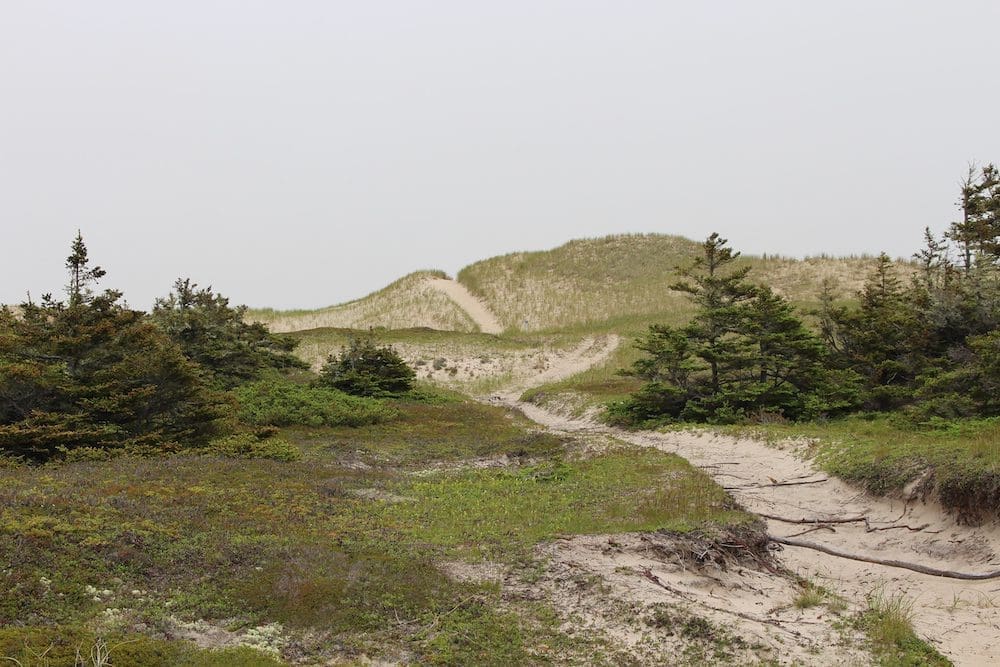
(619, 234, 842, 424)
(0, 235, 223, 460)
(317, 335, 415, 397)
(150, 279, 307, 389)
(65, 230, 106, 306)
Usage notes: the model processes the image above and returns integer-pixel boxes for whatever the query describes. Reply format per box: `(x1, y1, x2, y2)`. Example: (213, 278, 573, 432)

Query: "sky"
(3, 1, 999, 310)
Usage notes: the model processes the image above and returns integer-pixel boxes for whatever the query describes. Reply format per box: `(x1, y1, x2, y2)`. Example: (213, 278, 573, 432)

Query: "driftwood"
(759, 512, 867, 525)
(725, 477, 828, 490)
(769, 535, 1000, 580)
(786, 525, 837, 538)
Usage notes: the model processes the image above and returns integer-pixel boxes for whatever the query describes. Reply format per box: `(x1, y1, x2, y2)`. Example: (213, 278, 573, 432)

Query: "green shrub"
(205, 433, 301, 462)
(317, 336, 415, 397)
(234, 377, 396, 427)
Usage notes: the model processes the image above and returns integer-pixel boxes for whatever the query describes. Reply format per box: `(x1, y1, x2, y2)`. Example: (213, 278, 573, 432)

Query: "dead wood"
(758, 513, 867, 525)
(769, 535, 1000, 580)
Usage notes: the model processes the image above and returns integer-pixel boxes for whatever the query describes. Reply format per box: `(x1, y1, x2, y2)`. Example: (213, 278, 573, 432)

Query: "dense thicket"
(150, 278, 307, 389)
(620, 163, 1000, 424)
(0, 235, 223, 459)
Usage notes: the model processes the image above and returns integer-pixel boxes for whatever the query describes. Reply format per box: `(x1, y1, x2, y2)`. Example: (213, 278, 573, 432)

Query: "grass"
(0, 393, 752, 664)
(386, 448, 753, 560)
(246, 270, 477, 334)
(458, 233, 895, 333)
(721, 415, 1000, 518)
(854, 588, 951, 666)
(246, 233, 898, 341)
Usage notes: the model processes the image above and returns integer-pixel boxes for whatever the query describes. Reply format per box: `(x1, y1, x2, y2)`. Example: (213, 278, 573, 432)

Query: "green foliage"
(0, 393, 750, 664)
(204, 433, 302, 462)
(618, 234, 850, 424)
(288, 396, 566, 465)
(854, 589, 951, 666)
(151, 278, 307, 389)
(388, 448, 753, 559)
(0, 238, 223, 461)
(819, 254, 925, 411)
(234, 376, 396, 427)
(317, 335, 415, 397)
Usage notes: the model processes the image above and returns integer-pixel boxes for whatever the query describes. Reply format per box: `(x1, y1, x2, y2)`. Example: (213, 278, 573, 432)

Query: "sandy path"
(426, 278, 504, 334)
(495, 340, 1000, 665)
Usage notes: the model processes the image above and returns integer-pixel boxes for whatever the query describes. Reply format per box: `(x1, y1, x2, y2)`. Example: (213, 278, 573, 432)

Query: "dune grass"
(247, 270, 478, 333)
(458, 233, 892, 333)
(854, 588, 950, 666)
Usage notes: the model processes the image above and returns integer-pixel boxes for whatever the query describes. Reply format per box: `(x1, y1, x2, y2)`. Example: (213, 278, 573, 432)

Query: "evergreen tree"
(317, 335, 415, 397)
(65, 230, 106, 306)
(819, 254, 922, 411)
(0, 235, 223, 460)
(150, 279, 307, 389)
(618, 234, 843, 424)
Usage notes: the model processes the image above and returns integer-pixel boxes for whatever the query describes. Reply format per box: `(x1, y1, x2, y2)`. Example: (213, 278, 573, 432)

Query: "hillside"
(250, 234, 899, 337)
(458, 234, 890, 332)
(248, 270, 479, 333)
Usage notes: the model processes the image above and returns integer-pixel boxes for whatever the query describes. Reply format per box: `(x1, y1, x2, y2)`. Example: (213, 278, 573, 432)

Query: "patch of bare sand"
(426, 277, 504, 334)
(394, 334, 620, 397)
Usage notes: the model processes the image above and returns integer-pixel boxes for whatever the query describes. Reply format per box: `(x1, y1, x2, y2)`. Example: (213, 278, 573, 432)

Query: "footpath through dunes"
(425, 277, 504, 334)
(492, 340, 1000, 666)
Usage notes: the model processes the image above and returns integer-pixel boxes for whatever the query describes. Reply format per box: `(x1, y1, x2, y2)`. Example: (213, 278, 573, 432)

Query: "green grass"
(387, 448, 754, 560)
(0, 395, 752, 664)
(233, 376, 397, 427)
(283, 394, 567, 465)
(854, 588, 951, 666)
(0, 627, 284, 666)
(721, 415, 1000, 518)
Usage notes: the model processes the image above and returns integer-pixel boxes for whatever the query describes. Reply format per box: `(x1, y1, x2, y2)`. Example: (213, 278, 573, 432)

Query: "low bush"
(204, 433, 301, 462)
(234, 377, 396, 428)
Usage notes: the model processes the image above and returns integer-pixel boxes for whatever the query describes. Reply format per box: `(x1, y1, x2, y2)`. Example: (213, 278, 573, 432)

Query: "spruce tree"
(0, 235, 223, 460)
(150, 279, 307, 389)
(619, 234, 841, 423)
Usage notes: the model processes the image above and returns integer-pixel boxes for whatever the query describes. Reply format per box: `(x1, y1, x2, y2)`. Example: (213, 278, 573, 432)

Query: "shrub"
(234, 377, 396, 427)
(204, 433, 301, 462)
(317, 336, 416, 397)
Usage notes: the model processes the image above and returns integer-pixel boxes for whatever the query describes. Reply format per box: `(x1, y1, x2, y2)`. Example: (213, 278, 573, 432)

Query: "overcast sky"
(3, 1, 999, 310)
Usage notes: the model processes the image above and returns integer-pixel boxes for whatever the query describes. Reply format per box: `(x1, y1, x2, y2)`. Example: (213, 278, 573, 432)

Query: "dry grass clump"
(247, 270, 477, 333)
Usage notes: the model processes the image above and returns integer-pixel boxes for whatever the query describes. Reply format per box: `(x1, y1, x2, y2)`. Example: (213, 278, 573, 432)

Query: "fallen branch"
(864, 521, 930, 533)
(725, 478, 828, 490)
(786, 525, 836, 538)
(769, 535, 1000, 580)
(758, 512, 867, 525)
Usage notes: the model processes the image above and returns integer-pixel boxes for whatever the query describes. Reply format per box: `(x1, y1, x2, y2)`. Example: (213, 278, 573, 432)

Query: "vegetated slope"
(248, 271, 479, 334)
(247, 233, 898, 337)
(458, 233, 894, 332)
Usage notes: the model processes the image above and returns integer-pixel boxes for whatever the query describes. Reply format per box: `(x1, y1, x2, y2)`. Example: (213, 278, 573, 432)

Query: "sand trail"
(426, 277, 504, 334)
(495, 339, 1000, 665)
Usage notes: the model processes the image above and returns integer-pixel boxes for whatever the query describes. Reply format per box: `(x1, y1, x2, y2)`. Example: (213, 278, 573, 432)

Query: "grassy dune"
(247, 271, 478, 334)
(247, 233, 888, 338)
(458, 233, 886, 333)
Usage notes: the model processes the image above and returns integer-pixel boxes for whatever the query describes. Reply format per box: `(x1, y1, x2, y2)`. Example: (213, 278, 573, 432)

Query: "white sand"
(426, 277, 504, 334)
